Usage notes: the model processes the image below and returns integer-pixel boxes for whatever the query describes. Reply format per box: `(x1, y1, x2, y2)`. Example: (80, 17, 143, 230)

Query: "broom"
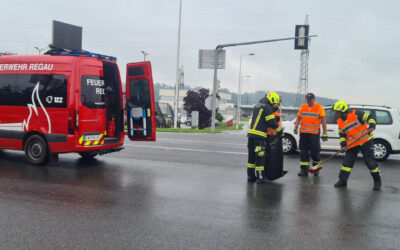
(308, 131, 369, 174)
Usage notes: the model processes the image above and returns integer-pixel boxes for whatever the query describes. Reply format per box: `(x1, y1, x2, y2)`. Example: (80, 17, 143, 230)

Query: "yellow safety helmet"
(266, 91, 280, 104)
(333, 100, 348, 112)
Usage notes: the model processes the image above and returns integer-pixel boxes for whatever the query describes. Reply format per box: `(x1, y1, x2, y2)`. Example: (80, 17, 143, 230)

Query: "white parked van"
(282, 105, 400, 161)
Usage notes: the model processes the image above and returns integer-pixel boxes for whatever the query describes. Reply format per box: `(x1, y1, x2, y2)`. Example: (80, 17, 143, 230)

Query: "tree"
(216, 112, 224, 123)
(183, 88, 211, 129)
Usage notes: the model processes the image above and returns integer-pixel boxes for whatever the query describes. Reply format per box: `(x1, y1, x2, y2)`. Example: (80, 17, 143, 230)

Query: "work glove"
(293, 127, 298, 135)
(254, 146, 265, 157)
(321, 132, 328, 141)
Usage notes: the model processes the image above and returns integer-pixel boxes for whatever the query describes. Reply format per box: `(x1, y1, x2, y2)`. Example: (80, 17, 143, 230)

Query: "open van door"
(125, 62, 156, 141)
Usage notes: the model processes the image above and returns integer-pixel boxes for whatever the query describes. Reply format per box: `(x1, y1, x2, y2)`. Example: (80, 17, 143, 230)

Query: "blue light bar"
(48, 50, 117, 61)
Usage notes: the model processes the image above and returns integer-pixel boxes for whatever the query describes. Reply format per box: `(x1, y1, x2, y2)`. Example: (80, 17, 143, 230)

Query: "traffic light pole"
(210, 35, 317, 133)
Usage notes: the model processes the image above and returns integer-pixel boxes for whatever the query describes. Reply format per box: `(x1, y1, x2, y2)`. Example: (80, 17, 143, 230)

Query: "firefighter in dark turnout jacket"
(333, 101, 382, 190)
(247, 92, 282, 184)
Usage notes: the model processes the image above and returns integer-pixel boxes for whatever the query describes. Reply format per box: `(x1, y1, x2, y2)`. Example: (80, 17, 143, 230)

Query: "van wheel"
(186, 121, 192, 126)
(24, 135, 49, 165)
(372, 140, 390, 161)
(282, 134, 296, 154)
(79, 151, 99, 159)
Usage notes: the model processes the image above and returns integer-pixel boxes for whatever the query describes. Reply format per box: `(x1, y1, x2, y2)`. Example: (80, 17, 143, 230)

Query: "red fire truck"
(0, 51, 156, 165)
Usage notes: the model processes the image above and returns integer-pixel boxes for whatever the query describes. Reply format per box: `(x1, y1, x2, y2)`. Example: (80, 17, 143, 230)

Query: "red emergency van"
(0, 51, 156, 165)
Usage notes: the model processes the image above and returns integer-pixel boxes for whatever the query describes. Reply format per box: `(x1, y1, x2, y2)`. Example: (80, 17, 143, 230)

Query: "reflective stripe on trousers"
(341, 166, 352, 172)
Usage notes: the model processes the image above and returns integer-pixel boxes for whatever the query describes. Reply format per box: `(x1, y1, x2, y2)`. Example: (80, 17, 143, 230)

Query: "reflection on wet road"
(0, 133, 399, 249)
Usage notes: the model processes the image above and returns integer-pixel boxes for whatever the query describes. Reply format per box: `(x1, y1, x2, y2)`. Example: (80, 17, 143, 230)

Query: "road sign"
(294, 25, 309, 50)
(198, 49, 226, 69)
(205, 96, 220, 110)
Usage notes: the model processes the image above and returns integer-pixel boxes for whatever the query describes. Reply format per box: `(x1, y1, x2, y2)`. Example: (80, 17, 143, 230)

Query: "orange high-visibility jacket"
(337, 110, 370, 149)
(298, 103, 325, 134)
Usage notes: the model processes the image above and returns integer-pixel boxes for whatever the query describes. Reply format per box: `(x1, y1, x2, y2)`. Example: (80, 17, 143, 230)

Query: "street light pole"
(236, 53, 254, 129)
(173, 0, 183, 130)
(238, 75, 250, 128)
(141, 51, 149, 61)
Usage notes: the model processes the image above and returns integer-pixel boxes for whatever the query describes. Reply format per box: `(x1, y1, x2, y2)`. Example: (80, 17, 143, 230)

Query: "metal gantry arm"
(210, 35, 317, 133)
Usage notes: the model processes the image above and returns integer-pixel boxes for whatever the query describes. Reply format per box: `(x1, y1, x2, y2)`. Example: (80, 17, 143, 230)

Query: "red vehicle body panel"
(126, 62, 156, 141)
(0, 54, 155, 159)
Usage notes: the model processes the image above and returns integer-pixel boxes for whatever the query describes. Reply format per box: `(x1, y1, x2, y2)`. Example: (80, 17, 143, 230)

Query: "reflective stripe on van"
(79, 131, 106, 146)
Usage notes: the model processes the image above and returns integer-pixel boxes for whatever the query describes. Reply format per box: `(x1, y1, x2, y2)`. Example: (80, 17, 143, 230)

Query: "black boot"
(298, 165, 309, 177)
(247, 168, 257, 183)
(334, 179, 347, 188)
(256, 170, 268, 184)
(334, 170, 350, 188)
(371, 172, 382, 191)
(256, 178, 269, 184)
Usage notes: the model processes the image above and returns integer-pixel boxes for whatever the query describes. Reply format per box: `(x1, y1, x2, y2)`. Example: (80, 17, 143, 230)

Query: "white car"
(281, 104, 400, 161)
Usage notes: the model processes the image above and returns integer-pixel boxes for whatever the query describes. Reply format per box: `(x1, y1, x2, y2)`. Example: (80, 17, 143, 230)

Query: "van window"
(0, 74, 67, 107)
(81, 75, 106, 109)
(375, 110, 392, 125)
(0, 74, 16, 106)
(128, 66, 145, 76)
(128, 79, 150, 107)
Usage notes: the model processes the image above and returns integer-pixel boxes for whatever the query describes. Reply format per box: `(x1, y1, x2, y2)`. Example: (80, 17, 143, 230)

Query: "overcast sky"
(1, 0, 399, 108)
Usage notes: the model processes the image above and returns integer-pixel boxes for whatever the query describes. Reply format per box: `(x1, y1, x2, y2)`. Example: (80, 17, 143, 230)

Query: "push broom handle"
(310, 131, 370, 171)
(317, 149, 342, 166)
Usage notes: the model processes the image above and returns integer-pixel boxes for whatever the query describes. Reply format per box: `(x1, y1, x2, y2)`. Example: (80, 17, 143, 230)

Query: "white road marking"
(156, 138, 246, 146)
(124, 144, 247, 155)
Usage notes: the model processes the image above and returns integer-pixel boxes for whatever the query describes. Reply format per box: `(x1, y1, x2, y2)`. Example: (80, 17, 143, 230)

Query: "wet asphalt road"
(0, 132, 399, 249)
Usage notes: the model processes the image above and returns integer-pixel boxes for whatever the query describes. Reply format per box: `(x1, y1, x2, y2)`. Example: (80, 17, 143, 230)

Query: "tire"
(186, 121, 192, 126)
(24, 134, 49, 165)
(282, 134, 297, 154)
(79, 151, 99, 159)
(372, 140, 390, 161)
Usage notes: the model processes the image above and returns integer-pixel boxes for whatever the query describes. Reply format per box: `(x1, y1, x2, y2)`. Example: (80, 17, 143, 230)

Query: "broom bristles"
(309, 164, 322, 174)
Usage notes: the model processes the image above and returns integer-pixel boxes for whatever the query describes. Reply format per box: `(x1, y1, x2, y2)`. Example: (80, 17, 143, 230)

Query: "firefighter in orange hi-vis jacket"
(333, 100, 382, 190)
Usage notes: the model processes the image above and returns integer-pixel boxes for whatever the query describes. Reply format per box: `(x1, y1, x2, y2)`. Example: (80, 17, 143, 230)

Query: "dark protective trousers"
(247, 137, 266, 179)
(339, 139, 378, 176)
(299, 133, 321, 169)
(337, 139, 381, 185)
